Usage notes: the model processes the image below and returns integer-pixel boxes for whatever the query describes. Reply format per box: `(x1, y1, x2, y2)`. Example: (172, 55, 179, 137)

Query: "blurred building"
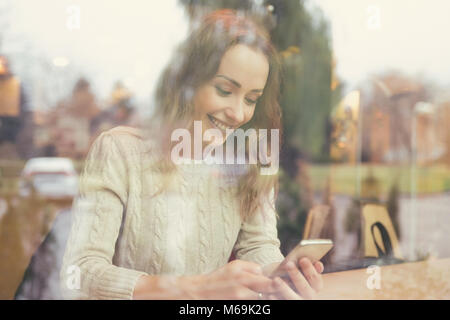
(32, 80, 139, 160)
(360, 73, 442, 164)
(89, 81, 138, 143)
(367, 109, 390, 163)
(34, 78, 100, 159)
(435, 99, 450, 167)
(330, 91, 360, 163)
(0, 55, 32, 159)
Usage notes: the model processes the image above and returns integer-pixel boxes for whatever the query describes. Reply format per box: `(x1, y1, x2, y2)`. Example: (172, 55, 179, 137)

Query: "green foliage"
(275, 168, 308, 255)
(267, 0, 337, 250)
(270, 0, 335, 161)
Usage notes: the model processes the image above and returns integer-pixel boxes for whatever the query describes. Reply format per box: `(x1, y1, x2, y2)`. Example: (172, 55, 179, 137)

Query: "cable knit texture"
(60, 126, 284, 300)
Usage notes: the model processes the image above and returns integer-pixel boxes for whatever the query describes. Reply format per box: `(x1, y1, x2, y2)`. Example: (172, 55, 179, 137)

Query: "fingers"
(261, 292, 281, 300)
(227, 286, 262, 300)
(236, 286, 263, 300)
(199, 278, 263, 300)
(298, 258, 323, 292)
(285, 261, 317, 299)
(262, 261, 280, 277)
(229, 260, 263, 275)
(239, 273, 276, 294)
(314, 261, 324, 274)
(274, 277, 303, 300)
(223, 259, 324, 300)
(225, 260, 278, 297)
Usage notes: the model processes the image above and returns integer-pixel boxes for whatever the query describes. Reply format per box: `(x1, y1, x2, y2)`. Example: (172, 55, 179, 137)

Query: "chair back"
(361, 204, 403, 260)
(303, 205, 331, 240)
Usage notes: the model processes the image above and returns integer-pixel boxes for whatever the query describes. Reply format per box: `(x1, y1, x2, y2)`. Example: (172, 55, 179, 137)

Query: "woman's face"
(192, 44, 269, 145)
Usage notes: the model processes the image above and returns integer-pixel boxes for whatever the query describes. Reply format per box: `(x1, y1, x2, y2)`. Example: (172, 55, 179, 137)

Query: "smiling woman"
(145, 8, 283, 221)
(193, 44, 269, 143)
(60, 9, 325, 301)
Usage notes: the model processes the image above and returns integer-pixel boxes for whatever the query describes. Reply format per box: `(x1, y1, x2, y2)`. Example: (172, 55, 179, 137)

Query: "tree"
(270, 0, 336, 162)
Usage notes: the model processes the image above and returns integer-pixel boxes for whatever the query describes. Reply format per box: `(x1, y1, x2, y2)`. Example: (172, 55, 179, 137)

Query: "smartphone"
(270, 239, 334, 279)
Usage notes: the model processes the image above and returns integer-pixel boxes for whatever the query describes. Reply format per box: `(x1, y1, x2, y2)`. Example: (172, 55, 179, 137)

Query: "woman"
(60, 9, 324, 300)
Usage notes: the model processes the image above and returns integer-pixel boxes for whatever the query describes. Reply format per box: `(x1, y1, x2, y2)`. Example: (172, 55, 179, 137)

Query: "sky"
(311, 0, 450, 90)
(3, 0, 450, 111)
(4, 0, 189, 112)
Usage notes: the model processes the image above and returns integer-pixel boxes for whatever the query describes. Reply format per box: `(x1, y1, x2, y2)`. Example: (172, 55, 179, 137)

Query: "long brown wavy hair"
(147, 9, 283, 221)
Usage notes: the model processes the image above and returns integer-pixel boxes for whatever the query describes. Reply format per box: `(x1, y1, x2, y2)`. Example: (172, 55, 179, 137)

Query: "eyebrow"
(215, 74, 263, 93)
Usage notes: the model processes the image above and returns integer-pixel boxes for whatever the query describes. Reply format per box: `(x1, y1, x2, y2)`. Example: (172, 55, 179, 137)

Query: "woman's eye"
(245, 97, 258, 105)
(215, 86, 231, 96)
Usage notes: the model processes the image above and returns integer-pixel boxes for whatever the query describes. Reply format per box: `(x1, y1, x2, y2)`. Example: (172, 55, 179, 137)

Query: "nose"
(224, 98, 245, 126)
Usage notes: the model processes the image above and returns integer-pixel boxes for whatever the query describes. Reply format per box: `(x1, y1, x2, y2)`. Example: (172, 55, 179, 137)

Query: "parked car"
(18, 157, 79, 200)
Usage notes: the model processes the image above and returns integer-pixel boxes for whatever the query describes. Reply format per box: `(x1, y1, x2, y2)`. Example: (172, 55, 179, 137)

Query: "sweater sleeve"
(60, 131, 147, 300)
(233, 188, 285, 268)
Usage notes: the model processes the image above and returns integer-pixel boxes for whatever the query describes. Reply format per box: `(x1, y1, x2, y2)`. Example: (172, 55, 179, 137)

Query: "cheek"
(243, 108, 255, 125)
(194, 87, 222, 114)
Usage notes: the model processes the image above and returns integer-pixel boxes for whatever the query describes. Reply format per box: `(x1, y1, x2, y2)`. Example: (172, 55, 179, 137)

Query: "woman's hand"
(189, 260, 276, 300)
(266, 258, 324, 300)
(133, 260, 276, 300)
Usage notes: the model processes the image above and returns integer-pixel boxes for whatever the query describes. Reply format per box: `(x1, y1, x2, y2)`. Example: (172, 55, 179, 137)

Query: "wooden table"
(317, 258, 450, 299)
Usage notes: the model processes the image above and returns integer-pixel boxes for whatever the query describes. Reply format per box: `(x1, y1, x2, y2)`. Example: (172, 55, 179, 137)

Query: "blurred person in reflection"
(52, 78, 101, 159)
(89, 81, 137, 141)
(60, 9, 324, 300)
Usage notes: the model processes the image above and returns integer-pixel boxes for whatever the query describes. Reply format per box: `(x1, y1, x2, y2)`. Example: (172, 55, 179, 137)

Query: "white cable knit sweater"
(60, 126, 284, 300)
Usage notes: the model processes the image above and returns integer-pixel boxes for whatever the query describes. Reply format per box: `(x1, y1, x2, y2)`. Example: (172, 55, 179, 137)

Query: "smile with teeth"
(208, 114, 235, 132)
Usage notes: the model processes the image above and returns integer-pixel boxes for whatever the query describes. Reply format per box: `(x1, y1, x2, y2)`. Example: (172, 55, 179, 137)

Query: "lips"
(207, 114, 235, 132)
